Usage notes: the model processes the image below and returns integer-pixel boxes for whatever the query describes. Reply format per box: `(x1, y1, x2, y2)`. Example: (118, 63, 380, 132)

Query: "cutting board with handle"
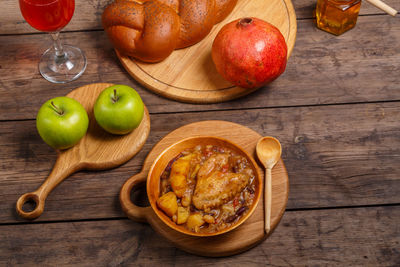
(16, 83, 151, 220)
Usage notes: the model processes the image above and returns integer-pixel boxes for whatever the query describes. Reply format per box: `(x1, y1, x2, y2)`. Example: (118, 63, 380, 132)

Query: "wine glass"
(19, 0, 86, 83)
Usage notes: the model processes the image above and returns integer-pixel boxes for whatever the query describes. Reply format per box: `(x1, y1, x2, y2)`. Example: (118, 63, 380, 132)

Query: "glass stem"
(51, 32, 65, 58)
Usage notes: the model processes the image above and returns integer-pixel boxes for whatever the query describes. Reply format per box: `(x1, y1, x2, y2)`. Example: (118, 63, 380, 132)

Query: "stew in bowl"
(147, 136, 262, 237)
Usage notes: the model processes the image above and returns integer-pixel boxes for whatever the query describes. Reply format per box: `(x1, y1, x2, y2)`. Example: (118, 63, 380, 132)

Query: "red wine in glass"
(19, 0, 74, 32)
(19, 0, 86, 83)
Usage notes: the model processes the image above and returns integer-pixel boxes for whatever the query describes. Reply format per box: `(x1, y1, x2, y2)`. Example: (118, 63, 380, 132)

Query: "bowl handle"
(119, 172, 152, 223)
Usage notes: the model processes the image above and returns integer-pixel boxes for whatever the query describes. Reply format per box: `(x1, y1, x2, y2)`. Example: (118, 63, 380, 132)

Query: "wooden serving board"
(116, 0, 297, 103)
(120, 121, 289, 257)
(16, 83, 150, 220)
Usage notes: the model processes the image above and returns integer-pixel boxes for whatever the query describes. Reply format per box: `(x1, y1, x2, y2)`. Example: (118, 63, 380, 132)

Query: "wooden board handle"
(16, 158, 80, 220)
(119, 172, 152, 223)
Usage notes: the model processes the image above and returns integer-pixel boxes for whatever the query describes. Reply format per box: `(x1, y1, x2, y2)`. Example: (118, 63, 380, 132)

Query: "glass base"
(39, 45, 87, 83)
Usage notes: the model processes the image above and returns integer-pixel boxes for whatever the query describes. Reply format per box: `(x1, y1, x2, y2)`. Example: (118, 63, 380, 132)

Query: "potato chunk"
(170, 154, 192, 197)
(186, 213, 205, 232)
(156, 192, 178, 217)
(176, 207, 190, 224)
(181, 192, 192, 207)
(203, 214, 215, 224)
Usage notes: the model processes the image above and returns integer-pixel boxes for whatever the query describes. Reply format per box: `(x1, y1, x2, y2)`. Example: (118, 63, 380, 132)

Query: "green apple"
(94, 85, 144, 135)
(36, 97, 89, 150)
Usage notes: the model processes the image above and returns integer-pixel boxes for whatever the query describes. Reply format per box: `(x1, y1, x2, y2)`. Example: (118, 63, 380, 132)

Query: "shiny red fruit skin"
(212, 17, 287, 89)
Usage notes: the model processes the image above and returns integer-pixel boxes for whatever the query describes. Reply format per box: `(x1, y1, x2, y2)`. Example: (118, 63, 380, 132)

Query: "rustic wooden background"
(1, 0, 400, 266)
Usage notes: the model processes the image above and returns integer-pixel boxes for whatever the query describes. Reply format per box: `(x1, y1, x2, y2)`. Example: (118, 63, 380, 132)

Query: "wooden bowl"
(145, 136, 262, 237)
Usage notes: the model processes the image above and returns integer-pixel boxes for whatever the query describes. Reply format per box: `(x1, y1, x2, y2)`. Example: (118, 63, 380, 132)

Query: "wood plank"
(1, 206, 399, 265)
(1, 0, 398, 34)
(1, 102, 400, 223)
(0, 15, 399, 121)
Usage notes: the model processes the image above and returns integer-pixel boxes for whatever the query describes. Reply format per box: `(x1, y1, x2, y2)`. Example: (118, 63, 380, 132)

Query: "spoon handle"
(365, 0, 397, 16)
(265, 167, 272, 233)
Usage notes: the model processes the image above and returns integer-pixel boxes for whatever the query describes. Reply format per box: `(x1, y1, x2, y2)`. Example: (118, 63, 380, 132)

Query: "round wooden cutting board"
(116, 0, 297, 103)
(120, 121, 289, 257)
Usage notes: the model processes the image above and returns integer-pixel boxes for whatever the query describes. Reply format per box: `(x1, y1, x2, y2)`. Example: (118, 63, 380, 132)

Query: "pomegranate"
(212, 17, 287, 89)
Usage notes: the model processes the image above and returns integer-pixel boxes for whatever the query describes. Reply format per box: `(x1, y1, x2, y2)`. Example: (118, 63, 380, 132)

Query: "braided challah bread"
(102, 0, 237, 62)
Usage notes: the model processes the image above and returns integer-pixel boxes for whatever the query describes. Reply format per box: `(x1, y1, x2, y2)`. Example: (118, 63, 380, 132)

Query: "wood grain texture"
(1, 206, 399, 266)
(1, 102, 400, 223)
(0, 15, 399, 120)
(2, 0, 399, 264)
(15, 83, 150, 219)
(117, 0, 296, 103)
(119, 121, 289, 256)
(1, 0, 398, 34)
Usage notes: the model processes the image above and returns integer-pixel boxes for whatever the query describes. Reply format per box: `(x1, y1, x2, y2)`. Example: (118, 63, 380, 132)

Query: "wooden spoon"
(365, 0, 397, 17)
(256, 136, 282, 234)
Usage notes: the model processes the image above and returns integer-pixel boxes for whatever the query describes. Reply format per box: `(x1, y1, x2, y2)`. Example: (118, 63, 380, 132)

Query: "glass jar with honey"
(316, 0, 362, 35)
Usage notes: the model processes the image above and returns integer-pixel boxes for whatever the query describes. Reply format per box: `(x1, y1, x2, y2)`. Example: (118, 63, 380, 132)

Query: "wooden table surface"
(1, 0, 400, 266)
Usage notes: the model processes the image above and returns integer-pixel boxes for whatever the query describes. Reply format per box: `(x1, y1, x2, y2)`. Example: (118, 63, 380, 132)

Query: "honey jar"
(316, 0, 362, 35)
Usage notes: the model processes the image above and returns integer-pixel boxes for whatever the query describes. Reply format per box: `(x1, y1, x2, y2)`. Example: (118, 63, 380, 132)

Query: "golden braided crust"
(215, 0, 238, 23)
(102, 0, 237, 62)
